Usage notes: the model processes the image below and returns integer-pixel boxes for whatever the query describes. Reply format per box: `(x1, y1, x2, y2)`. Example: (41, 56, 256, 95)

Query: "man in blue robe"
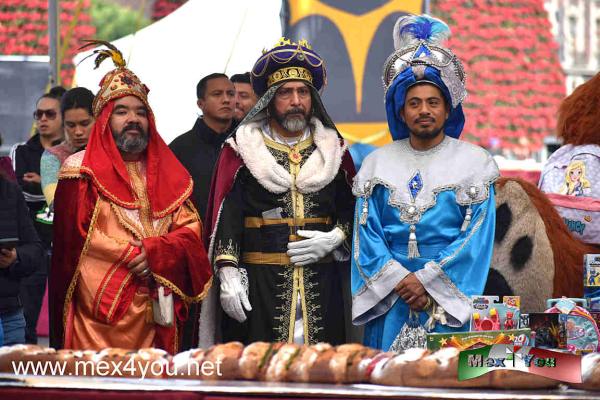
(351, 15, 500, 351)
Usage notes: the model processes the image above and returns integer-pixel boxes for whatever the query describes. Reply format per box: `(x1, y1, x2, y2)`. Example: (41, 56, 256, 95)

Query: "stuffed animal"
(485, 177, 594, 312)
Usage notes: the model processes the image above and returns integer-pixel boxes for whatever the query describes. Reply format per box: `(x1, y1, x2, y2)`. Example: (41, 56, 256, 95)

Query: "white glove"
(218, 266, 252, 323)
(286, 228, 345, 266)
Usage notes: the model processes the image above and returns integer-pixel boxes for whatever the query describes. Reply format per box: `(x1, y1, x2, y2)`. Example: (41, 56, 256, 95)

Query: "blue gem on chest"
(408, 171, 423, 201)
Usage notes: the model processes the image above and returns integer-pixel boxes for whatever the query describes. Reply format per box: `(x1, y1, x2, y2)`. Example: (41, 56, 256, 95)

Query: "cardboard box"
(469, 296, 520, 331)
(584, 254, 600, 298)
(526, 312, 567, 349)
(426, 329, 531, 351)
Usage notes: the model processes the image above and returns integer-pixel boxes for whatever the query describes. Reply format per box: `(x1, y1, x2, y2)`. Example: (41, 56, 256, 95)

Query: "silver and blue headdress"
(382, 15, 467, 140)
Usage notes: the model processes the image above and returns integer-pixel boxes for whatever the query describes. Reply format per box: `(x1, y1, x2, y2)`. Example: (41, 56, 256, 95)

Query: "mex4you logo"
(458, 345, 582, 383)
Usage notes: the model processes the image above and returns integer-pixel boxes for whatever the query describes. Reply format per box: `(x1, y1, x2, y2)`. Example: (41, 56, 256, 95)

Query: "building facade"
(545, 0, 600, 94)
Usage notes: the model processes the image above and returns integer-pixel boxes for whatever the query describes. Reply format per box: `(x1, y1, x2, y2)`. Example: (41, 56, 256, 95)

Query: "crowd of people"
(0, 14, 597, 355)
(0, 48, 265, 350)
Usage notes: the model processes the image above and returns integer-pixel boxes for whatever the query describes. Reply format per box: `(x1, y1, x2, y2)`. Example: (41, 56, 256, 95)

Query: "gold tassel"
(408, 224, 420, 259)
(359, 200, 369, 225)
(461, 207, 472, 232)
(145, 300, 154, 324)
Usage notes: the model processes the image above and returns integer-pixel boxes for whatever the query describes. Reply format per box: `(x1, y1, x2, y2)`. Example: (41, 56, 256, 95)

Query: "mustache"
(416, 117, 434, 123)
(284, 107, 306, 117)
(121, 123, 144, 134)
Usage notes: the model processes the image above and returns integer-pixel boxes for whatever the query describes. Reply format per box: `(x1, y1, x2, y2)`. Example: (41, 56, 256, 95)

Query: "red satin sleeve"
(49, 177, 98, 348)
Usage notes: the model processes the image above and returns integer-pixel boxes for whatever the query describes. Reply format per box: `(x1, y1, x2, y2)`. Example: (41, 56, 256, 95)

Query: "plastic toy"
(504, 311, 516, 330)
(473, 308, 500, 331)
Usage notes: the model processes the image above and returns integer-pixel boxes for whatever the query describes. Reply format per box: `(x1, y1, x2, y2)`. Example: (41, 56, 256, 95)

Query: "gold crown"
(92, 68, 150, 118)
(267, 66, 313, 88)
(79, 39, 151, 117)
(262, 37, 313, 54)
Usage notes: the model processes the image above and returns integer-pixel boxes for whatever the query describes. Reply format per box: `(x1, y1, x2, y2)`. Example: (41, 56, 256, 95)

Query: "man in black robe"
(199, 38, 356, 346)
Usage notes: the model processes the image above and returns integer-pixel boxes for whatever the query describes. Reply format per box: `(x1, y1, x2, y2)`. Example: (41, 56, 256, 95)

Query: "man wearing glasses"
(200, 38, 356, 347)
(11, 86, 65, 344)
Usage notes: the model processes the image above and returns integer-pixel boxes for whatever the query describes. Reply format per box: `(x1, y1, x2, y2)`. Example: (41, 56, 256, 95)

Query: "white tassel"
(359, 200, 369, 225)
(425, 303, 447, 330)
(461, 207, 472, 232)
(408, 225, 420, 259)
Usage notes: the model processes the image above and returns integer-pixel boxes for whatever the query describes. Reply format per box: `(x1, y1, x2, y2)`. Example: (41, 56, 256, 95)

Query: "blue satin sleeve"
(414, 187, 496, 327)
(351, 185, 411, 325)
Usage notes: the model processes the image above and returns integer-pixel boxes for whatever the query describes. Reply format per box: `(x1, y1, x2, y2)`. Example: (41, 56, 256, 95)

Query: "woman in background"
(41, 87, 95, 206)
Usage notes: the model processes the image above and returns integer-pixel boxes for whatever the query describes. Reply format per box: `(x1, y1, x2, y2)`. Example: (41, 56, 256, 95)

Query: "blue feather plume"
(393, 14, 451, 50)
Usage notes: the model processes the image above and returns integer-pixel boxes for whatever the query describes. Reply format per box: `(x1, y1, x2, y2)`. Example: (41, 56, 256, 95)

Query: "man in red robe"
(49, 42, 212, 354)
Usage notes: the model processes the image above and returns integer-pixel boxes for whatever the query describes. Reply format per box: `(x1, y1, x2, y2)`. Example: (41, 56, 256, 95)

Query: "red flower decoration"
(433, 0, 566, 156)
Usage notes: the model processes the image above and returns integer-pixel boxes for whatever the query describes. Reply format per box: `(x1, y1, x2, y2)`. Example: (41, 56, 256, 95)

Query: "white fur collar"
(227, 117, 346, 194)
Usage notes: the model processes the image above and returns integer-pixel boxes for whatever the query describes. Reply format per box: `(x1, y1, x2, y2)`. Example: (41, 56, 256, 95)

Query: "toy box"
(545, 298, 600, 353)
(426, 329, 531, 351)
(526, 312, 566, 349)
(469, 296, 520, 331)
(584, 254, 600, 308)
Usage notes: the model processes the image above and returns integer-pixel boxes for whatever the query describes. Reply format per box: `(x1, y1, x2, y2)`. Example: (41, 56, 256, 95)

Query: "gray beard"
(113, 130, 148, 154)
(281, 116, 308, 132)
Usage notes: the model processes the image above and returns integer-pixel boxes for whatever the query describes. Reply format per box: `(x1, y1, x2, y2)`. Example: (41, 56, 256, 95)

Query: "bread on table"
(53, 349, 96, 376)
(200, 341, 244, 380)
(238, 342, 271, 380)
(569, 353, 600, 391)
(401, 347, 489, 388)
(131, 348, 170, 379)
(0, 345, 52, 373)
(307, 347, 339, 383)
(172, 348, 206, 379)
(332, 344, 378, 384)
(264, 343, 302, 382)
(346, 347, 382, 384)
(0, 341, 569, 390)
(287, 343, 332, 383)
(489, 368, 559, 389)
(370, 348, 429, 386)
(92, 348, 140, 378)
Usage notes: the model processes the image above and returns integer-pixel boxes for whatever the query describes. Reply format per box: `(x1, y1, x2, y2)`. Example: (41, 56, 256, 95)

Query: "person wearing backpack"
(539, 72, 600, 246)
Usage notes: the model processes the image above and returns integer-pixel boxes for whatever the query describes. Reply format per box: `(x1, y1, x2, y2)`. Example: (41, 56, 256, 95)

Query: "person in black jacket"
(0, 173, 44, 345)
(169, 73, 236, 350)
(11, 85, 64, 343)
(170, 73, 236, 221)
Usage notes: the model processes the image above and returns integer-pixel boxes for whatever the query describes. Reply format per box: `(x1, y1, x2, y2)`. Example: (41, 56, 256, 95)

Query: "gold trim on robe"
(65, 160, 208, 351)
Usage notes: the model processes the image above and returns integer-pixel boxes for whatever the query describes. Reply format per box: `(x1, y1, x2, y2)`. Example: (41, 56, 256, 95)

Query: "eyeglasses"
(33, 109, 58, 120)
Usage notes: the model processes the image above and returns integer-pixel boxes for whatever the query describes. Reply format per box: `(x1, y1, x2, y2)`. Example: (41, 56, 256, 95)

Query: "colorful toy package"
(526, 312, 567, 349)
(545, 298, 600, 353)
(426, 329, 531, 351)
(469, 296, 520, 331)
(584, 254, 600, 311)
(590, 311, 600, 328)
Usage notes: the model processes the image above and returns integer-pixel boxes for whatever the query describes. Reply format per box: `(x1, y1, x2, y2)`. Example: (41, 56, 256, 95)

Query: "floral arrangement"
(433, 0, 565, 156)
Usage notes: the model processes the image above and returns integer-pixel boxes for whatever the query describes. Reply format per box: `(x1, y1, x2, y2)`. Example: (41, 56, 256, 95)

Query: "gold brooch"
(289, 149, 302, 164)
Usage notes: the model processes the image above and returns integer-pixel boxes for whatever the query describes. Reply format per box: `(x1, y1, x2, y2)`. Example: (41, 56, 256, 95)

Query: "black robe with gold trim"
(210, 119, 355, 345)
